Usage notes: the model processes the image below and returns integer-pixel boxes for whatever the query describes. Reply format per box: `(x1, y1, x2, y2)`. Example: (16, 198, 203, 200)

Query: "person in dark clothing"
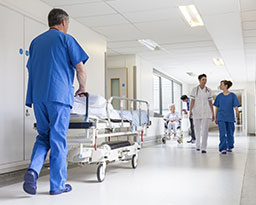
(181, 95, 195, 143)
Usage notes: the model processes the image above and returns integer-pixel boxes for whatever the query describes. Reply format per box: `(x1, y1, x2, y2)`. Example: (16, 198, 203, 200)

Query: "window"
(162, 78, 173, 115)
(153, 69, 182, 115)
(173, 82, 182, 113)
(153, 75, 160, 113)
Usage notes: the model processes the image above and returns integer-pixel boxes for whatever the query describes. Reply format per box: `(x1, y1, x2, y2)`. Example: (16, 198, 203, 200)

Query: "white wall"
(69, 19, 106, 96)
(136, 56, 154, 108)
(106, 55, 136, 99)
(105, 68, 127, 100)
(0, 0, 107, 96)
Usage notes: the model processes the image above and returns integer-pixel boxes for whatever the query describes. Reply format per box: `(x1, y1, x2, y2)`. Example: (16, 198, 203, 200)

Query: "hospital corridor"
(0, 0, 256, 205)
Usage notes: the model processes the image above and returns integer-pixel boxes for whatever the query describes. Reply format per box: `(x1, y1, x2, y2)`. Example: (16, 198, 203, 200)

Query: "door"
(0, 5, 24, 164)
(111, 78, 120, 109)
(106, 67, 128, 109)
(24, 17, 47, 160)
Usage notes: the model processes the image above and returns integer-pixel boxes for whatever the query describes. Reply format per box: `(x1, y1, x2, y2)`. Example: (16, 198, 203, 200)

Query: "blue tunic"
(26, 29, 89, 108)
(213, 92, 240, 122)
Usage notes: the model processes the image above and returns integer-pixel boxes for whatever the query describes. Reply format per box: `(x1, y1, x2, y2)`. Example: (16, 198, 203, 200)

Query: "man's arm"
(182, 109, 188, 114)
(75, 62, 87, 96)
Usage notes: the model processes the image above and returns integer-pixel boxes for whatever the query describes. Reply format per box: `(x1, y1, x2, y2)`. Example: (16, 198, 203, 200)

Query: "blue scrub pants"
(218, 121, 235, 152)
(29, 102, 70, 191)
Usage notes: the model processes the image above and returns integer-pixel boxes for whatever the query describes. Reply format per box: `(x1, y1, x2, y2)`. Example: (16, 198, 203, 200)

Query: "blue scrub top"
(213, 92, 240, 122)
(26, 29, 89, 108)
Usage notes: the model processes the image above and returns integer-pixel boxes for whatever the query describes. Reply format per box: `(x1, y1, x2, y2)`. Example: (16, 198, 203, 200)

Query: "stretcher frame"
(67, 93, 150, 182)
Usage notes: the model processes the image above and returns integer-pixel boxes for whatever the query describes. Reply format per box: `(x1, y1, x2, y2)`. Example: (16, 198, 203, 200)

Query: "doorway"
(111, 78, 120, 109)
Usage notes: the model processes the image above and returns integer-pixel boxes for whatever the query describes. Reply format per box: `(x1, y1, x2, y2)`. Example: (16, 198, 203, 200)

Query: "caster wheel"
(131, 154, 138, 169)
(162, 137, 166, 144)
(97, 162, 106, 182)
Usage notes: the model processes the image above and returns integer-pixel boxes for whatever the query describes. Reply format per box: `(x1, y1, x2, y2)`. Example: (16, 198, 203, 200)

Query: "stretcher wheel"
(162, 137, 166, 144)
(97, 163, 106, 182)
(177, 138, 182, 144)
(131, 154, 138, 169)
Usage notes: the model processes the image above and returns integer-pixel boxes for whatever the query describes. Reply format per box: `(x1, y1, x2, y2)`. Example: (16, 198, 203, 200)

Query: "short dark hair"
(198, 74, 207, 80)
(221, 80, 233, 89)
(180, 95, 188, 100)
(48, 8, 69, 27)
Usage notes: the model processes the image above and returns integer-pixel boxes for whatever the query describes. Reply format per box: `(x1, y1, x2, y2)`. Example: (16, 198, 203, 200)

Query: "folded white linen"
(71, 94, 121, 120)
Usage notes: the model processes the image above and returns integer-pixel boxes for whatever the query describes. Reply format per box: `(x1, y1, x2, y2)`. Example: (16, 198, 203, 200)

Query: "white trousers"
(194, 119, 210, 151)
(167, 122, 179, 134)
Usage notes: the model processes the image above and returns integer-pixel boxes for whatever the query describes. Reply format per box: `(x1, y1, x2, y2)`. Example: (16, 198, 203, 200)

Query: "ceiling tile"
(160, 41, 215, 49)
(136, 22, 211, 44)
(163, 46, 217, 54)
(240, 0, 256, 11)
(92, 24, 147, 41)
(241, 10, 256, 21)
(108, 40, 141, 49)
(41, 0, 102, 6)
(77, 14, 129, 27)
(107, 0, 180, 13)
(243, 36, 256, 43)
(244, 30, 256, 37)
(111, 46, 151, 54)
(123, 8, 181, 23)
(106, 48, 121, 56)
(195, 0, 240, 16)
(243, 21, 256, 30)
(61, 2, 116, 18)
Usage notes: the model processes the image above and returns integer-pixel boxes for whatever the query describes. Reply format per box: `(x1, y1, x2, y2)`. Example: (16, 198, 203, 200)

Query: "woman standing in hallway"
(213, 80, 240, 154)
(190, 74, 214, 153)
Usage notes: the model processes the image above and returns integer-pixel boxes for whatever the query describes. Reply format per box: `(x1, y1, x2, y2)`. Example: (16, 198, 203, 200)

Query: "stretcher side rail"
(106, 96, 150, 128)
(66, 93, 150, 182)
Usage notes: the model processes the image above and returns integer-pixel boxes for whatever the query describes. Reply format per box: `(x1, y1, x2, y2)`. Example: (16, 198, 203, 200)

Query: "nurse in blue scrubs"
(213, 80, 240, 154)
(23, 8, 89, 195)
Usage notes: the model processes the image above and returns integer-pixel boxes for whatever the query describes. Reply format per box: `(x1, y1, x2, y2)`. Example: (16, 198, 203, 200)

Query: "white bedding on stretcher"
(71, 94, 121, 120)
(71, 94, 148, 128)
(117, 110, 148, 126)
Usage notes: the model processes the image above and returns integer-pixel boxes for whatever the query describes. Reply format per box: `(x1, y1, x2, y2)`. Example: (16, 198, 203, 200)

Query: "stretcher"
(67, 93, 150, 182)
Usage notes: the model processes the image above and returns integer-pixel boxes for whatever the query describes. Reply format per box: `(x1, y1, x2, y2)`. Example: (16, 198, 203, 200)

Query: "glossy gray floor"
(0, 134, 255, 205)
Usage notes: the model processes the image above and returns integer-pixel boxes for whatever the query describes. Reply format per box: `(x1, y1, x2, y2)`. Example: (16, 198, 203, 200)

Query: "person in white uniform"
(189, 74, 214, 153)
(164, 104, 181, 137)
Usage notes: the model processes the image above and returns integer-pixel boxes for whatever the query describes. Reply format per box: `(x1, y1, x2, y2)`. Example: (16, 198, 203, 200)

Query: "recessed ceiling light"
(186, 71, 197, 77)
(179, 5, 204, 27)
(138, 39, 161, 51)
(213, 58, 225, 66)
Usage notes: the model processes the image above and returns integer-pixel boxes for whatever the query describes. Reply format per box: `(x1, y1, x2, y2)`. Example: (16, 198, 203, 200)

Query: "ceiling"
(41, 0, 256, 84)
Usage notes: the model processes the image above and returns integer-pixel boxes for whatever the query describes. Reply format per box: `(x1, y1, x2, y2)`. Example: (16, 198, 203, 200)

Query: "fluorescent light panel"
(186, 71, 197, 77)
(138, 39, 160, 51)
(179, 5, 204, 27)
(213, 58, 225, 66)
